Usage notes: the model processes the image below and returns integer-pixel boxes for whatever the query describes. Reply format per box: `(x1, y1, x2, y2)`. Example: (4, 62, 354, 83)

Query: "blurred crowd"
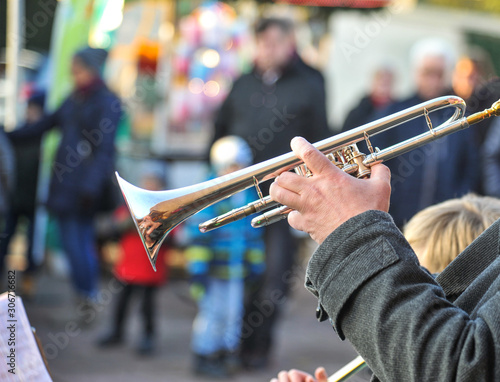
(1, 11, 500, 381)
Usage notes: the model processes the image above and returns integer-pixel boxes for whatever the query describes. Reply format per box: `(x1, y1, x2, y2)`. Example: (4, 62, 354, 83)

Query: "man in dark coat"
(211, 17, 330, 369)
(9, 47, 122, 302)
(212, 18, 330, 164)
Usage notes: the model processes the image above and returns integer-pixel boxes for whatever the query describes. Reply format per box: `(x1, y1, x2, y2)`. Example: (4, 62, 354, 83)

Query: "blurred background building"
(2, 0, 500, 180)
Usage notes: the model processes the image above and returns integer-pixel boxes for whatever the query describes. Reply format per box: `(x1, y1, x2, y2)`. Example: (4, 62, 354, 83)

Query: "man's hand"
(270, 137, 391, 244)
(270, 367, 328, 382)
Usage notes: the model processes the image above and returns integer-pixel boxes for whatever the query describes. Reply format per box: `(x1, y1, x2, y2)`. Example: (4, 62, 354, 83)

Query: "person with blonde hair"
(404, 193, 500, 274)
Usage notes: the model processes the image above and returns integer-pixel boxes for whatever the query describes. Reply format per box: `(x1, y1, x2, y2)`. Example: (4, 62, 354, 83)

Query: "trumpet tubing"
(116, 96, 500, 271)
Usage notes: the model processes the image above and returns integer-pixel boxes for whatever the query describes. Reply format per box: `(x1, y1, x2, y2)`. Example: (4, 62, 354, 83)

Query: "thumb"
(291, 137, 336, 176)
(315, 367, 328, 382)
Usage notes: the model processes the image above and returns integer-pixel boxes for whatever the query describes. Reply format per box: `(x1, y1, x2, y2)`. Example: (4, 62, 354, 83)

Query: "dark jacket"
(371, 94, 479, 227)
(9, 80, 122, 217)
(9, 136, 41, 215)
(212, 56, 330, 165)
(0, 127, 15, 216)
(482, 118, 500, 197)
(341, 95, 382, 133)
(307, 210, 500, 382)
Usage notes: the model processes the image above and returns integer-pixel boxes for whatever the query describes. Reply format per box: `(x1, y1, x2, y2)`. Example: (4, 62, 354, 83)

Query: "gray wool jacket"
(306, 210, 500, 382)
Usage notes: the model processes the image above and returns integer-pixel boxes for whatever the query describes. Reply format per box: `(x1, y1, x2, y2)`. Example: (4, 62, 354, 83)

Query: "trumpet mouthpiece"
(491, 99, 500, 117)
(466, 98, 500, 126)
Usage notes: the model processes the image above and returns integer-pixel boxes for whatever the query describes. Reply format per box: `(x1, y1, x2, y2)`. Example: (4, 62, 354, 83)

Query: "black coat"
(212, 57, 331, 165)
(341, 95, 377, 133)
(9, 81, 122, 217)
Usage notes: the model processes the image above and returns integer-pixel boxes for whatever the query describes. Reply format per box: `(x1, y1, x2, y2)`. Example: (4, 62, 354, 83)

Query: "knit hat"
(73, 47, 108, 75)
(27, 91, 46, 109)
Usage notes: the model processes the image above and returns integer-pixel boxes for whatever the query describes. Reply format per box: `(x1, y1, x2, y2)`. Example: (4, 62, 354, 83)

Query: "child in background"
(184, 136, 265, 378)
(404, 193, 500, 273)
(98, 172, 169, 355)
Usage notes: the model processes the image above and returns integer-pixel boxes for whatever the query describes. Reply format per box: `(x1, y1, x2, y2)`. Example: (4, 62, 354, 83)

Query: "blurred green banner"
(421, 0, 500, 13)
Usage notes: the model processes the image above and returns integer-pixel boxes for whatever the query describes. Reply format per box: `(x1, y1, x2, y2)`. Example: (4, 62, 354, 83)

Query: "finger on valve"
(290, 137, 338, 176)
(269, 180, 301, 210)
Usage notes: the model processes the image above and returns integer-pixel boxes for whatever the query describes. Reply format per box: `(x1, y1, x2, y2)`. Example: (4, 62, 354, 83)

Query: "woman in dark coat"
(9, 47, 122, 301)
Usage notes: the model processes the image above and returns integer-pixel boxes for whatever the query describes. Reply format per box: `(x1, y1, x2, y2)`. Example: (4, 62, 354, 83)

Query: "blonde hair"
(403, 194, 500, 273)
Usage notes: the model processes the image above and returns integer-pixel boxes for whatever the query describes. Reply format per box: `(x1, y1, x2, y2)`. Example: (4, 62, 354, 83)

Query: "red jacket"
(114, 232, 167, 286)
(113, 206, 168, 286)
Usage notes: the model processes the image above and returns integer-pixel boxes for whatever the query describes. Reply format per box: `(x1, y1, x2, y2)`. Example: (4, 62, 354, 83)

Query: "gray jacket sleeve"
(305, 210, 500, 382)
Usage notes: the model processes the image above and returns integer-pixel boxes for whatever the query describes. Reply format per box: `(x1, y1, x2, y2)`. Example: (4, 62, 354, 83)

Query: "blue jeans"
(57, 216, 98, 298)
(191, 278, 244, 355)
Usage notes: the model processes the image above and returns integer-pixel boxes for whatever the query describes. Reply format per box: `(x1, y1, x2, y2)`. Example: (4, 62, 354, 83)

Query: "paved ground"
(22, 252, 372, 382)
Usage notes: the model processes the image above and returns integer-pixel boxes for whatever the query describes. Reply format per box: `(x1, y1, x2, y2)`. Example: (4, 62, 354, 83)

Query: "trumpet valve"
(295, 164, 312, 177)
(342, 163, 359, 176)
(326, 153, 345, 170)
(343, 145, 371, 179)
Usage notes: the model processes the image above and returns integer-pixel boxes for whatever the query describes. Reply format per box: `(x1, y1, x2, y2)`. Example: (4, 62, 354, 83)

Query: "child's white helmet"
(210, 136, 253, 173)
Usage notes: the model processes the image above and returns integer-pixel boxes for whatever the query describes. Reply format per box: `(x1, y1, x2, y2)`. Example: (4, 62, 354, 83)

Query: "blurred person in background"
(0, 92, 45, 296)
(341, 66, 395, 133)
(185, 136, 265, 378)
(8, 46, 122, 310)
(0, 124, 15, 268)
(452, 57, 483, 103)
(269, 193, 500, 382)
(468, 78, 500, 148)
(372, 38, 479, 228)
(481, 116, 500, 198)
(97, 172, 169, 356)
(451, 48, 497, 147)
(212, 17, 330, 369)
(465, 59, 499, 197)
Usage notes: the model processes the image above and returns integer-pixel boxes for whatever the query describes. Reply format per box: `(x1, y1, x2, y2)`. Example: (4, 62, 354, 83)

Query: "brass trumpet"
(116, 95, 500, 271)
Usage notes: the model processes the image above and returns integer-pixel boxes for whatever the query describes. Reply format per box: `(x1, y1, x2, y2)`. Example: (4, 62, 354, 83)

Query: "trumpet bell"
(115, 172, 206, 271)
(115, 167, 268, 270)
(115, 174, 165, 270)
